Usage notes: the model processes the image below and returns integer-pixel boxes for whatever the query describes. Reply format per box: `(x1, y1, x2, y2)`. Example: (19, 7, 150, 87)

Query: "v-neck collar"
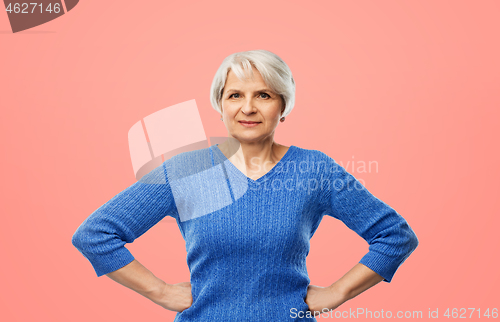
(211, 144, 297, 184)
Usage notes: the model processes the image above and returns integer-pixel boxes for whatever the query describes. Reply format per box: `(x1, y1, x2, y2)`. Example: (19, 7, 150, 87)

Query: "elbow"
(71, 228, 85, 251)
(399, 218, 418, 255)
(412, 232, 419, 250)
(394, 221, 419, 258)
(71, 213, 105, 252)
(407, 230, 419, 255)
(71, 224, 94, 253)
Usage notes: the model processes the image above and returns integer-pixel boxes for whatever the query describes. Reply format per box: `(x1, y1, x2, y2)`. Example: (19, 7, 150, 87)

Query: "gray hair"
(210, 50, 296, 118)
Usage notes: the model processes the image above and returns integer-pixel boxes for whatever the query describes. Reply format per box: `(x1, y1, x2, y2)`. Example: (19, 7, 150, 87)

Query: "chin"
(236, 135, 266, 143)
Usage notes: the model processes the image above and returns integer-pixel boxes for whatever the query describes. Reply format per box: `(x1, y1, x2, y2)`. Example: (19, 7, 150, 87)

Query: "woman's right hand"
(152, 281, 193, 312)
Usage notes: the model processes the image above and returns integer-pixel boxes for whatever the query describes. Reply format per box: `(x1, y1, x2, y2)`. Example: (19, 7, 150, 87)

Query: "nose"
(241, 98, 257, 115)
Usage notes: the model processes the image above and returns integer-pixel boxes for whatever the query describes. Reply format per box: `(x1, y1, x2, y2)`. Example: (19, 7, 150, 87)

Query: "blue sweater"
(72, 144, 418, 321)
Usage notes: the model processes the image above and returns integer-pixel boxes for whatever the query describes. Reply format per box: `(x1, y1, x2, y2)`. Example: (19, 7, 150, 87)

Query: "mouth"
(238, 121, 261, 127)
(239, 121, 261, 124)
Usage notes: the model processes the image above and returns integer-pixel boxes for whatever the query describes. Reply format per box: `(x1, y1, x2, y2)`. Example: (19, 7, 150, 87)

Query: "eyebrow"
(225, 88, 273, 93)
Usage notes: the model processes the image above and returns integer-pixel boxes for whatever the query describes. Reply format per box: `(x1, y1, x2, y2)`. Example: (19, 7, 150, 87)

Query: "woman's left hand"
(304, 283, 349, 316)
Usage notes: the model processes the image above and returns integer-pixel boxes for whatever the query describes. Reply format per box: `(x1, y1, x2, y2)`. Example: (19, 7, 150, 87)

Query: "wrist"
(328, 281, 350, 303)
(145, 278, 170, 303)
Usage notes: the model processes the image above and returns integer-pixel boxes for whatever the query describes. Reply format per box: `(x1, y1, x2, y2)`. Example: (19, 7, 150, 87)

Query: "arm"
(105, 259, 192, 312)
(306, 263, 384, 315)
(71, 161, 188, 309)
(321, 155, 419, 284)
(329, 262, 385, 301)
(309, 153, 418, 313)
(106, 259, 165, 300)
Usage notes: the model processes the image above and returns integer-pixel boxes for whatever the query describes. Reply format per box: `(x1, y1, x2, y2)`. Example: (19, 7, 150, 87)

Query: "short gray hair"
(210, 50, 296, 118)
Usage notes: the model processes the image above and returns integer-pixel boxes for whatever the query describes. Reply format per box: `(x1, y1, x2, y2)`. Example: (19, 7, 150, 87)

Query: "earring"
(280, 117, 285, 122)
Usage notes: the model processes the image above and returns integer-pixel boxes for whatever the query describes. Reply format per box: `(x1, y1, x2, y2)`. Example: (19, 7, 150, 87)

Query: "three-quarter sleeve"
(71, 161, 178, 277)
(320, 154, 418, 283)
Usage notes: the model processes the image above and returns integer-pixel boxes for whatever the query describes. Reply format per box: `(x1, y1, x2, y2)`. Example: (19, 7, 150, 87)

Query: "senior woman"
(72, 49, 418, 321)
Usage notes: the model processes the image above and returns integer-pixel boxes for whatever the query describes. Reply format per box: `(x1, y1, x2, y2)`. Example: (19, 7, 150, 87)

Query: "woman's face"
(220, 66, 285, 144)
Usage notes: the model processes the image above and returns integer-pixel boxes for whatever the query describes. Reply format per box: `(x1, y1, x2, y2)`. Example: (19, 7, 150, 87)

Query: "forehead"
(225, 66, 268, 89)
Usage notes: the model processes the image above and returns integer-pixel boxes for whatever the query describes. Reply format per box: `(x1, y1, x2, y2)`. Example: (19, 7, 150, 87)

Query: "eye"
(260, 93, 270, 98)
(229, 93, 239, 99)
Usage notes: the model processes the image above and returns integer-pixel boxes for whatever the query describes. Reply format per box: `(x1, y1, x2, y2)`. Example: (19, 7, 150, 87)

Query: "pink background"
(1, 1, 499, 321)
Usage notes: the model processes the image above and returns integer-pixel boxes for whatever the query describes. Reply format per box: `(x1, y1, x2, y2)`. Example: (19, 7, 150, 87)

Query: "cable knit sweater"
(71, 144, 418, 321)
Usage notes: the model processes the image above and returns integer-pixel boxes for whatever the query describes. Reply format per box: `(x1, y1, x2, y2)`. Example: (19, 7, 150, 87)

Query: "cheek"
(263, 113, 281, 121)
(222, 102, 238, 114)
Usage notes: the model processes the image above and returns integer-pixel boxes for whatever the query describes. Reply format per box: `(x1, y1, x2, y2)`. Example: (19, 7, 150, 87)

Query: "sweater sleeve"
(71, 161, 178, 277)
(320, 154, 418, 283)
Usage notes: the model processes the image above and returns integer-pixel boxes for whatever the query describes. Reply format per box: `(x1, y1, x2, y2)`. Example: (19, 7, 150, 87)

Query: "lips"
(238, 120, 261, 128)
